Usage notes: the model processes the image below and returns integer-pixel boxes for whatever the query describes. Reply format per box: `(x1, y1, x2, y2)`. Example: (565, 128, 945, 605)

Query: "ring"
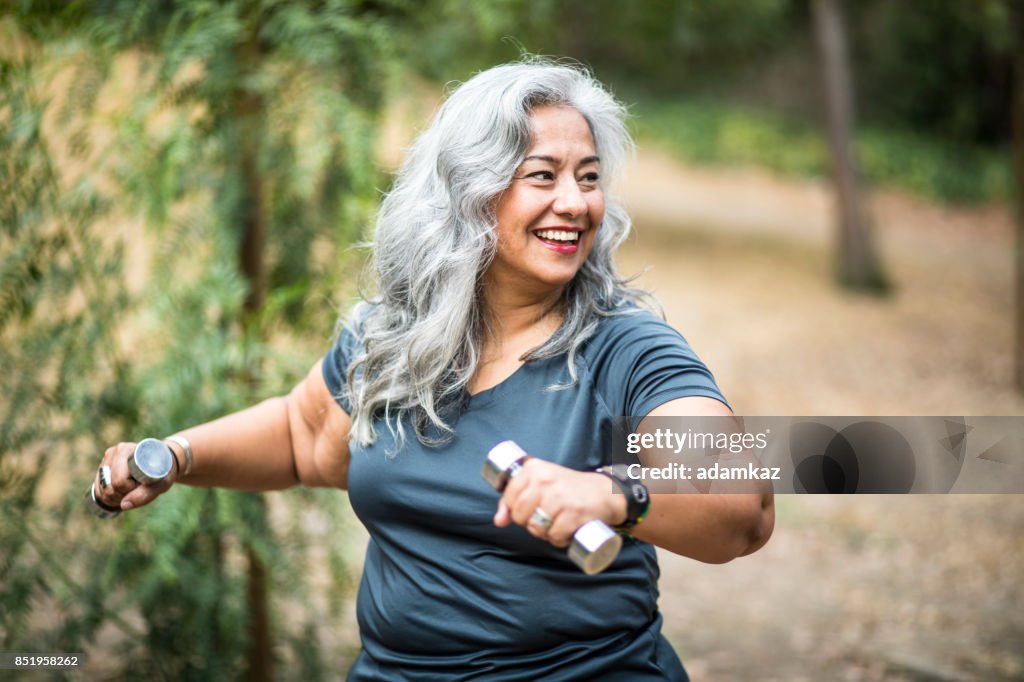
(529, 507, 553, 530)
(98, 465, 112, 489)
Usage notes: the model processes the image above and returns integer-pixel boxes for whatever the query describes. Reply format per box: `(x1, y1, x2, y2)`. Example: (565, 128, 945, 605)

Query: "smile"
(535, 229, 579, 244)
(532, 228, 581, 251)
(533, 229, 581, 254)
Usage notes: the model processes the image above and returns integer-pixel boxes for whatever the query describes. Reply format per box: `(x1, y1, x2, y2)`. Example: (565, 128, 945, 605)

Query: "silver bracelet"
(164, 435, 194, 477)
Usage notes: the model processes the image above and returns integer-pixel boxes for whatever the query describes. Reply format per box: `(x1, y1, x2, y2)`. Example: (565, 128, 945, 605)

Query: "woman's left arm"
(494, 395, 774, 563)
(628, 396, 775, 563)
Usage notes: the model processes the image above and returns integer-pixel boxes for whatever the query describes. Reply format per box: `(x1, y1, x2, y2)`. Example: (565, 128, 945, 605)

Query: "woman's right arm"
(95, 359, 352, 512)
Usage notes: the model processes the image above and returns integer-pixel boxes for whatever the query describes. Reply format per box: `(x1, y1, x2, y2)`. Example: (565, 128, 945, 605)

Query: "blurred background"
(1, 1, 1021, 680)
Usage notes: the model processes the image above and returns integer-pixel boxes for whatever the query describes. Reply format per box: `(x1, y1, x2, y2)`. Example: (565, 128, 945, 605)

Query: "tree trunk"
(1011, 4, 1024, 391)
(244, 508, 273, 682)
(232, 18, 273, 682)
(812, 0, 889, 292)
(237, 89, 266, 318)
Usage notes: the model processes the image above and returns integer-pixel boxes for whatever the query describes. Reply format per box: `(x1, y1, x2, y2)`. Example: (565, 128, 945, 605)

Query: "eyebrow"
(522, 154, 601, 165)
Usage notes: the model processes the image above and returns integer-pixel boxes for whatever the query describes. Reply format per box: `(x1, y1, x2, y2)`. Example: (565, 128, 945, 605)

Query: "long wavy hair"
(345, 59, 652, 450)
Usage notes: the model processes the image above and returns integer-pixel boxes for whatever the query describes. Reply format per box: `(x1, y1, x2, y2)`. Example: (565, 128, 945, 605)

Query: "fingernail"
(121, 500, 134, 510)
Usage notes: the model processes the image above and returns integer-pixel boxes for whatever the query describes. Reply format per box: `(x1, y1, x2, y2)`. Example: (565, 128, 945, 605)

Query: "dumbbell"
(85, 438, 175, 519)
(482, 440, 622, 575)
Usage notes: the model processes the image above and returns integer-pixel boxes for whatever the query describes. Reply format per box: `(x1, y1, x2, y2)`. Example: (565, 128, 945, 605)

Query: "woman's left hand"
(493, 457, 626, 548)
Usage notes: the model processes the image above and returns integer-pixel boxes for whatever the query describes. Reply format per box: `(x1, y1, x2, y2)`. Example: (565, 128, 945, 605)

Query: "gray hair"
(345, 59, 652, 450)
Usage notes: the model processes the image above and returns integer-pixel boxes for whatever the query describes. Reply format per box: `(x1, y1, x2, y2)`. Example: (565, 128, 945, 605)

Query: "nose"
(552, 178, 587, 218)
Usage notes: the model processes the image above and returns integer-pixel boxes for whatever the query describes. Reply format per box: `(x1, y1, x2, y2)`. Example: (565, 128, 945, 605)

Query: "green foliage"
(632, 96, 1011, 204)
(403, 0, 1014, 204)
(562, 0, 799, 89)
(392, 0, 559, 81)
(401, 0, 798, 89)
(1, 1, 393, 677)
(851, 0, 1013, 146)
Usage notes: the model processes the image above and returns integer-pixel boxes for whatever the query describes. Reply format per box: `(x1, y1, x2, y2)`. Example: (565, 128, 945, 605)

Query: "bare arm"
(96, 360, 351, 511)
(628, 397, 775, 562)
(496, 396, 774, 564)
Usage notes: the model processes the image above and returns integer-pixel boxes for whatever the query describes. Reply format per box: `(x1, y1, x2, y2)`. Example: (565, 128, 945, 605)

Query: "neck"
(481, 282, 565, 342)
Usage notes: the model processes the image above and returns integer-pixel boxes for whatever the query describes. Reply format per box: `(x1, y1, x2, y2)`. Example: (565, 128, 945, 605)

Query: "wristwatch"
(596, 465, 650, 530)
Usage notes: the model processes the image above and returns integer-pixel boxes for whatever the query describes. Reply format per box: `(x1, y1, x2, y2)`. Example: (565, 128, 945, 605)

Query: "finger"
(120, 478, 172, 511)
(110, 442, 140, 496)
(99, 445, 119, 478)
(544, 516, 574, 549)
(95, 450, 113, 489)
(493, 501, 511, 527)
(508, 487, 542, 527)
(94, 446, 124, 507)
(500, 461, 528, 504)
(92, 470, 120, 509)
(524, 503, 572, 544)
(497, 472, 527, 524)
(506, 460, 553, 527)
(524, 509, 553, 541)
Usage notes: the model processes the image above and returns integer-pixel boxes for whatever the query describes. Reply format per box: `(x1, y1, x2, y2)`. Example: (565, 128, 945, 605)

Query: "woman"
(93, 60, 774, 680)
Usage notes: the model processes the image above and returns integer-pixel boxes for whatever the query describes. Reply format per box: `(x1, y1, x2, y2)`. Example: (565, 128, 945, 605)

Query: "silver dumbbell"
(85, 438, 175, 519)
(482, 440, 622, 575)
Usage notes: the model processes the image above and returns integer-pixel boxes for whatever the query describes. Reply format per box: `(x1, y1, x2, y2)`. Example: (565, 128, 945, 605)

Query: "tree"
(811, 0, 889, 292)
(1012, 3, 1024, 392)
(1, 2, 397, 677)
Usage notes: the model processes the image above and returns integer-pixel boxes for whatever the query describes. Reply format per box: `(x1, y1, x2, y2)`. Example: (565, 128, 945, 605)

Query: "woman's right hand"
(493, 457, 627, 549)
(93, 442, 177, 512)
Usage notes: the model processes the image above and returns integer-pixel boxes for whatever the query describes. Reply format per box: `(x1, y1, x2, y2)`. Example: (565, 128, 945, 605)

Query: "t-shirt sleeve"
(321, 319, 363, 414)
(589, 310, 729, 430)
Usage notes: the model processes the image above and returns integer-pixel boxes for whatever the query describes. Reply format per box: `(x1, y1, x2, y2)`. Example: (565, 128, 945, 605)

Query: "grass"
(629, 96, 1011, 205)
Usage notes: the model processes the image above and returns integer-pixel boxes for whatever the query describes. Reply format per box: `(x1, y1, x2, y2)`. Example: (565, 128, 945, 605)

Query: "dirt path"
(616, 152, 1023, 681)
(619, 150, 1018, 417)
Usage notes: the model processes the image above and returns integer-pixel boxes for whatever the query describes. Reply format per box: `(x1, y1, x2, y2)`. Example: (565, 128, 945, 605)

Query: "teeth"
(535, 229, 579, 242)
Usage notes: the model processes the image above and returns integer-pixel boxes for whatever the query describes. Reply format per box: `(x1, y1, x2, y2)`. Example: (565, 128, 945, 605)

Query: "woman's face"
(488, 105, 605, 296)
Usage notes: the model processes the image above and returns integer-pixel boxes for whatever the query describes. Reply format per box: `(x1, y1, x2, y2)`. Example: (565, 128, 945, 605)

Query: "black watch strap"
(596, 465, 650, 529)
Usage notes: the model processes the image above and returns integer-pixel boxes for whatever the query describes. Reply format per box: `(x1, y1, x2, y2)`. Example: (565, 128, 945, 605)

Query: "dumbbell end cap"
(85, 483, 121, 519)
(569, 520, 622, 575)
(129, 438, 174, 483)
(481, 440, 528, 490)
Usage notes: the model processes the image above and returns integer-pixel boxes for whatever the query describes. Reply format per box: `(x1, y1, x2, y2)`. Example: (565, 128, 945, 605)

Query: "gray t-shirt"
(322, 305, 726, 680)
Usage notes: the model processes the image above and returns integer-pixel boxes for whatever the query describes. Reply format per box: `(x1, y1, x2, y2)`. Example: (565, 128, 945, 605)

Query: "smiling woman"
(489, 106, 605, 292)
(90, 59, 773, 681)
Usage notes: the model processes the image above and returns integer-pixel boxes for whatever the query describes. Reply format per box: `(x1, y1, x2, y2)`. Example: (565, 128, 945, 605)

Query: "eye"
(579, 171, 600, 187)
(524, 170, 555, 182)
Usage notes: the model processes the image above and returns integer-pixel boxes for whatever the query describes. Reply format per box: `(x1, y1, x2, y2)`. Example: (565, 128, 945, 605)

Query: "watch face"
(134, 438, 174, 479)
(631, 483, 649, 505)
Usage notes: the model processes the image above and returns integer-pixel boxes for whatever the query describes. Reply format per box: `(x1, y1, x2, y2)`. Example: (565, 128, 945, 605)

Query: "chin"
(536, 268, 583, 289)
